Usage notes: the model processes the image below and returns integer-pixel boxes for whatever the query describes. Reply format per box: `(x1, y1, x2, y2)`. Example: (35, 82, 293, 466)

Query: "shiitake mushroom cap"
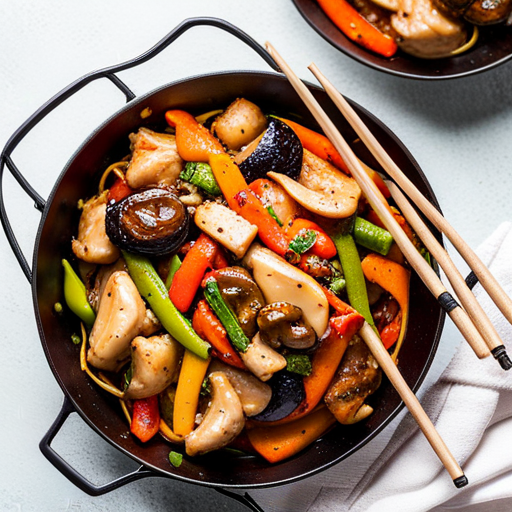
(239, 118, 303, 183)
(105, 187, 189, 255)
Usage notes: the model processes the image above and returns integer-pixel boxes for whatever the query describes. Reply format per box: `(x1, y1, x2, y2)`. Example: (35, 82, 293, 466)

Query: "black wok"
(0, 17, 444, 510)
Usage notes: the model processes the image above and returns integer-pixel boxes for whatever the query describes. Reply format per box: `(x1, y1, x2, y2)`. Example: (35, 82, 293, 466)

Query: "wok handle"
(39, 396, 155, 496)
(0, 17, 279, 283)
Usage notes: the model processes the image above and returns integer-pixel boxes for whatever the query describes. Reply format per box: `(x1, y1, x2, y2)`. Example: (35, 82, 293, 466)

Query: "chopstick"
(386, 180, 512, 370)
(265, 41, 468, 488)
(266, 42, 489, 362)
(359, 323, 467, 487)
(308, 62, 512, 368)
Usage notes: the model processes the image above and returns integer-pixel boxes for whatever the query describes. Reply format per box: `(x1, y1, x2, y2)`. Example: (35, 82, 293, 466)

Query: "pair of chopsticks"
(263, 42, 509, 488)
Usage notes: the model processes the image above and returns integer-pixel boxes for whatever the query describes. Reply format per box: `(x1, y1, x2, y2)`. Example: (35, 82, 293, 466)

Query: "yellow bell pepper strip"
(331, 225, 374, 327)
(165, 110, 224, 162)
(361, 253, 410, 360)
(62, 259, 96, 328)
(317, 0, 398, 57)
(247, 405, 336, 463)
(173, 349, 211, 436)
(131, 395, 160, 443)
(122, 250, 211, 360)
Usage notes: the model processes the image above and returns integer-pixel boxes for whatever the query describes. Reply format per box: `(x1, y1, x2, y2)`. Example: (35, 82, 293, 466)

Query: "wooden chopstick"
(387, 180, 512, 370)
(266, 42, 489, 361)
(359, 323, 467, 486)
(265, 41, 468, 488)
(308, 62, 512, 335)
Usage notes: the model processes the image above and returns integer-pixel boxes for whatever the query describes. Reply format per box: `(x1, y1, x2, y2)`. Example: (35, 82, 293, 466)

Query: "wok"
(0, 17, 444, 511)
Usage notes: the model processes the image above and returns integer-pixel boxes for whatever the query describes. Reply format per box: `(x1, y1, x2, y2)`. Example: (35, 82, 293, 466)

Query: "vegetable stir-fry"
(64, 97, 426, 465)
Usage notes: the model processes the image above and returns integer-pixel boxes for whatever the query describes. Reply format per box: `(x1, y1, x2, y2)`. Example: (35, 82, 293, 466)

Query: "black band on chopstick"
(437, 292, 460, 313)
(491, 345, 512, 371)
(465, 271, 479, 290)
(453, 475, 469, 488)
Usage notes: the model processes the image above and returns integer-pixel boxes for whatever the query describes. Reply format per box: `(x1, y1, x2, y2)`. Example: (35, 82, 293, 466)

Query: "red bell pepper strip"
(130, 395, 160, 443)
(165, 110, 224, 162)
(317, 0, 398, 58)
(286, 218, 337, 260)
(192, 300, 246, 369)
(234, 189, 290, 257)
(169, 233, 220, 312)
(107, 177, 132, 203)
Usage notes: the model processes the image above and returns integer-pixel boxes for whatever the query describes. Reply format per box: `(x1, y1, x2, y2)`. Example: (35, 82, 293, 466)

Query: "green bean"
(62, 259, 96, 328)
(164, 254, 182, 291)
(354, 217, 393, 255)
(332, 232, 374, 326)
(122, 250, 210, 359)
(203, 279, 250, 352)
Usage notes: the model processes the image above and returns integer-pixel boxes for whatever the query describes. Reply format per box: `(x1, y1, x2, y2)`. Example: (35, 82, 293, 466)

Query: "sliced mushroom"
(208, 360, 272, 416)
(212, 98, 268, 151)
(72, 192, 121, 265)
(126, 128, 184, 189)
(324, 335, 382, 425)
(88, 270, 146, 371)
(240, 333, 287, 382)
(185, 371, 245, 456)
(243, 244, 329, 338)
(214, 266, 265, 338)
(257, 302, 316, 350)
(268, 149, 361, 219)
(124, 334, 184, 400)
(105, 187, 189, 256)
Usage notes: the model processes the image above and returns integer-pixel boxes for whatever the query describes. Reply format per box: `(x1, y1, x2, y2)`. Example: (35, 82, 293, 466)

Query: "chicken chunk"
(126, 128, 184, 189)
(72, 192, 120, 265)
(324, 335, 382, 424)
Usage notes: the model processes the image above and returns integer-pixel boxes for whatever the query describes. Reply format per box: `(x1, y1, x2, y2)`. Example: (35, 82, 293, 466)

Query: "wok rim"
(31, 69, 445, 489)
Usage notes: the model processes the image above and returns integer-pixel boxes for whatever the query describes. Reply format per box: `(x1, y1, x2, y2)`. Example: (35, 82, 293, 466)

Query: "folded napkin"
(246, 221, 512, 512)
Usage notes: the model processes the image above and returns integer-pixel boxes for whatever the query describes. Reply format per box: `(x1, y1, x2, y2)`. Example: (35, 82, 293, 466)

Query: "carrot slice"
(285, 218, 337, 260)
(209, 153, 249, 211)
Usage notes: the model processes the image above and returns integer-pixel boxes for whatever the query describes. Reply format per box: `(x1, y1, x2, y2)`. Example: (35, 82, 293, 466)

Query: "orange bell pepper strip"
(247, 406, 337, 463)
(130, 395, 160, 443)
(317, 0, 398, 57)
(285, 218, 337, 260)
(169, 233, 221, 313)
(234, 189, 290, 257)
(280, 117, 390, 198)
(165, 110, 224, 162)
(209, 153, 249, 211)
(192, 300, 246, 370)
(107, 176, 133, 203)
(361, 253, 410, 360)
(173, 349, 211, 437)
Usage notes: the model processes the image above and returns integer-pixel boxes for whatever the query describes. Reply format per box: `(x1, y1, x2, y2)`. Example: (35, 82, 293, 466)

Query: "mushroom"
(243, 244, 329, 338)
(185, 371, 245, 456)
(105, 187, 189, 256)
(208, 360, 272, 417)
(126, 127, 184, 189)
(214, 266, 265, 338)
(72, 192, 121, 265)
(257, 302, 316, 350)
(268, 149, 361, 219)
(240, 333, 287, 382)
(324, 335, 382, 425)
(212, 98, 268, 151)
(87, 270, 146, 371)
(124, 334, 184, 400)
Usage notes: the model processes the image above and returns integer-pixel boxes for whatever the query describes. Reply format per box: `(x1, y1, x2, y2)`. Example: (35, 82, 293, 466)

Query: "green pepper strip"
(165, 254, 182, 291)
(332, 233, 374, 327)
(122, 250, 210, 359)
(62, 259, 96, 328)
(203, 279, 250, 353)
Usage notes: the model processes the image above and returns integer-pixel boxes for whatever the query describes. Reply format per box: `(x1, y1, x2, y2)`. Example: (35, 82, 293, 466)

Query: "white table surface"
(1, 1, 511, 511)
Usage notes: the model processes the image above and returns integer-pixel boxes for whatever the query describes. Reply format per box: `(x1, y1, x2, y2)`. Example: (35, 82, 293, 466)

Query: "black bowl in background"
(292, 0, 512, 79)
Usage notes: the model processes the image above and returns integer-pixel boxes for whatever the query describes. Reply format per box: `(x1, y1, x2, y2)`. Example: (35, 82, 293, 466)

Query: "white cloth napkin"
(246, 221, 512, 512)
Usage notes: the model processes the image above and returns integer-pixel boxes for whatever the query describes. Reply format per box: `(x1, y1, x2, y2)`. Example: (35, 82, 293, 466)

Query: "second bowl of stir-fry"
(33, 71, 444, 488)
